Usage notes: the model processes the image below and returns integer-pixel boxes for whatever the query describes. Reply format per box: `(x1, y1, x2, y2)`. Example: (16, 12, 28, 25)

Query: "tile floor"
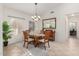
(3, 37, 79, 56)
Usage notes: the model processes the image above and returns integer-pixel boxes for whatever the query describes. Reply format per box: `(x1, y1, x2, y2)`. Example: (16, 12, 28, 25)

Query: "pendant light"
(31, 3, 40, 21)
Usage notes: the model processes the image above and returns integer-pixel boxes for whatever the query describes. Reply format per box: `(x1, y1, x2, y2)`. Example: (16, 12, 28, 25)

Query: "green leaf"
(3, 21, 12, 42)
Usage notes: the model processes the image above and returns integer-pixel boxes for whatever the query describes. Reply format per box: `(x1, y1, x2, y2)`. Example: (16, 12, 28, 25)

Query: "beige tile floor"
(3, 37, 79, 56)
(48, 37, 79, 56)
(3, 42, 32, 56)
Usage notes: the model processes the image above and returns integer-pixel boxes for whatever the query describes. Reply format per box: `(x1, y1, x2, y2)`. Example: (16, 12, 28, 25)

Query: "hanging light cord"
(32, 3, 40, 21)
(35, 3, 37, 17)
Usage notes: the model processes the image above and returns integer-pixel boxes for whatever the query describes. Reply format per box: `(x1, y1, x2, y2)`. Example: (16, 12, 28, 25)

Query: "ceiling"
(67, 12, 79, 19)
(3, 3, 61, 16)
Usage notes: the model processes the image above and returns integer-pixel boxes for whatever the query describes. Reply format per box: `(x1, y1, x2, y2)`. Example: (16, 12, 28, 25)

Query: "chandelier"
(31, 3, 40, 21)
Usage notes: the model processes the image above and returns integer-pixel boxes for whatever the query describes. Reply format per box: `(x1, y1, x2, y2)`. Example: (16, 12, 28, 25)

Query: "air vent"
(50, 11, 54, 14)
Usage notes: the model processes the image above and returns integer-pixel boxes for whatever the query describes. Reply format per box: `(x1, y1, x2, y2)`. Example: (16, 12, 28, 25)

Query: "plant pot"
(3, 41, 8, 47)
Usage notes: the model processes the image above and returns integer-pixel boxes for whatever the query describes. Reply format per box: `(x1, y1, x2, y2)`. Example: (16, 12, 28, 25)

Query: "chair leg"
(34, 42, 37, 47)
(26, 42, 28, 48)
(44, 43, 46, 50)
(37, 40, 40, 47)
(48, 41, 50, 48)
(23, 41, 25, 47)
(23, 41, 28, 48)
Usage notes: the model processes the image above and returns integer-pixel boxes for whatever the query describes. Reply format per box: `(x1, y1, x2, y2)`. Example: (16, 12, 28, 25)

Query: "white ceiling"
(67, 12, 79, 19)
(3, 3, 61, 16)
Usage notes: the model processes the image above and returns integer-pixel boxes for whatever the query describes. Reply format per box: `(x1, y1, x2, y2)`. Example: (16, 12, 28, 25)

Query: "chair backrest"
(50, 30, 55, 37)
(44, 30, 52, 40)
(23, 31, 29, 40)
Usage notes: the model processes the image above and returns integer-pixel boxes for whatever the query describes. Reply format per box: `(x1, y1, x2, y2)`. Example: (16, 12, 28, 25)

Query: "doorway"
(66, 13, 79, 39)
(69, 22, 77, 38)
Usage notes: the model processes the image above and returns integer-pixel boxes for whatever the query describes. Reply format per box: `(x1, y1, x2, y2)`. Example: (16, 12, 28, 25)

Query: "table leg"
(34, 36, 39, 47)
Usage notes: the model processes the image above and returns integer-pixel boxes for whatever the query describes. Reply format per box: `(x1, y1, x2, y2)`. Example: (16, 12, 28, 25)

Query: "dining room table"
(29, 31, 45, 47)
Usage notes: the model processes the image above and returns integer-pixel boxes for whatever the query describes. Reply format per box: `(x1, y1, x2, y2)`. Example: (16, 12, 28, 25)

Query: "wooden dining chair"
(23, 31, 33, 48)
(39, 30, 51, 50)
(48, 30, 55, 41)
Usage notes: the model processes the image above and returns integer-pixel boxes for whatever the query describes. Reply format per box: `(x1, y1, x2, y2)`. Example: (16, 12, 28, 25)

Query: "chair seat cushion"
(28, 38, 33, 41)
(39, 39, 44, 42)
(24, 38, 33, 42)
(39, 39, 49, 43)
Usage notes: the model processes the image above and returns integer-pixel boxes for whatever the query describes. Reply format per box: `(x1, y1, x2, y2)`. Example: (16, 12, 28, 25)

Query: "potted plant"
(3, 21, 11, 46)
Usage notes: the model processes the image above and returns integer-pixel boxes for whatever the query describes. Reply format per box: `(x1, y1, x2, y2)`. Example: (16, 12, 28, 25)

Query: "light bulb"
(31, 16, 34, 19)
(34, 16, 36, 18)
(38, 16, 40, 18)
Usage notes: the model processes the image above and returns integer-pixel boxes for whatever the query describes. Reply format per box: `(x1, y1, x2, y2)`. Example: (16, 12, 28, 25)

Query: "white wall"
(3, 3, 79, 44)
(3, 6, 32, 44)
(37, 3, 79, 42)
(53, 3, 79, 42)
(77, 20, 79, 39)
(0, 4, 3, 56)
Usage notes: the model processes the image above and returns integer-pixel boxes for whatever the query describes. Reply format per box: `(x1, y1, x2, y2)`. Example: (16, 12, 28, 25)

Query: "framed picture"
(42, 18, 56, 29)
